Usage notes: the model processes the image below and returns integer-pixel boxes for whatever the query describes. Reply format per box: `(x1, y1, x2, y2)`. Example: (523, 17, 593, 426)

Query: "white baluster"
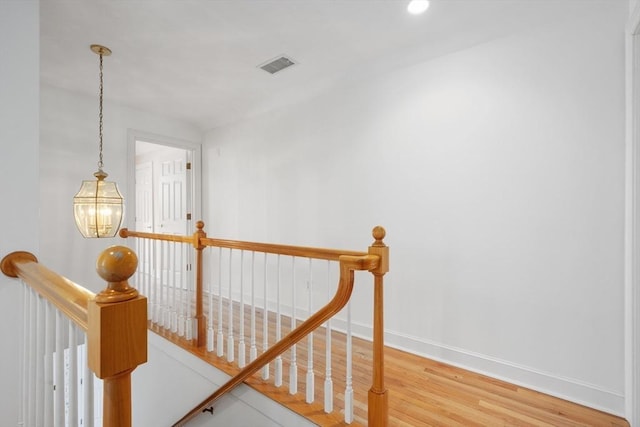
(148, 239, 155, 323)
(227, 249, 234, 362)
(178, 241, 186, 337)
(171, 242, 179, 333)
(29, 288, 38, 427)
(274, 255, 282, 387)
(289, 257, 298, 395)
(344, 301, 354, 424)
(35, 295, 45, 426)
(160, 240, 168, 328)
(175, 243, 182, 334)
(19, 285, 27, 426)
(261, 253, 269, 380)
(160, 241, 167, 328)
(238, 250, 246, 368)
(169, 242, 176, 330)
(44, 302, 54, 427)
(207, 247, 215, 352)
(82, 341, 94, 427)
(26, 286, 36, 427)
(53, 310, 65, 427)
(164, 241, 172, 329)
(306, 258, 315, 404)
(160, 240, 166, 326)
(145, 239, 152, 321)
(68, 322, 79, 427)
(250, 251, 258, 362)
(157, 240, 163, 325)
(185, 253, 194, 341)
(324, 260, 333, 413)
(152, 240, 160, 324)
(165, 241, 172, 329)
(216, 248, 224, 357)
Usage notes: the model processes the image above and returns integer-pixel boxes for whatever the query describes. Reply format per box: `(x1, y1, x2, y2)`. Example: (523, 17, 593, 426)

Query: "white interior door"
(135, 161, 154, 232)
(157, 150, 188, 235)
(134, 139, 194, 236)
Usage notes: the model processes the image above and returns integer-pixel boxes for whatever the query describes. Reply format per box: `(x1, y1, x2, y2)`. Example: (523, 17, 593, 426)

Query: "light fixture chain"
(98, 52, 104, 170)
(75, 44, 123, 239)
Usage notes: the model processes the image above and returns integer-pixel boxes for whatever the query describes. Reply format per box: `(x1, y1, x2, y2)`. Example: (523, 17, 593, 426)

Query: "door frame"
(625, 2, 640, 425)
(126, 129, 202, 233)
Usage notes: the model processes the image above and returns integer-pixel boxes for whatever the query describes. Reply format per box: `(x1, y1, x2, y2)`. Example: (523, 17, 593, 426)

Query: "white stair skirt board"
(132, 332, 315, 427)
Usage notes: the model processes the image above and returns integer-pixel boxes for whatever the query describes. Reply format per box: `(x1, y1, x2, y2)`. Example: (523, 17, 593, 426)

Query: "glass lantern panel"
(73, 179, 124, 238)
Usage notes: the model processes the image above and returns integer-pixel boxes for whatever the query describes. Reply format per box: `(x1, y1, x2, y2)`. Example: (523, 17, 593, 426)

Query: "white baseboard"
(379, 326, 625, 418)
(328, 317, 624, 417)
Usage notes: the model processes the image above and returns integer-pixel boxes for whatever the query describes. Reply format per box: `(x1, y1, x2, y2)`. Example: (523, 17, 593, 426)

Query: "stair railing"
(119, 222, 389, 426)
(1, 246, 147, 427)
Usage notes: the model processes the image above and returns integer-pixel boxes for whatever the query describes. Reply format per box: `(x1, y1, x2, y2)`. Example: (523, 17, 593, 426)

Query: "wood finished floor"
(151, 299, 629, 427)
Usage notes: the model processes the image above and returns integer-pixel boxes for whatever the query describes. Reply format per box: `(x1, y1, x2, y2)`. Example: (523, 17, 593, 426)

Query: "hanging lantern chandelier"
(73, 44, 124, 238)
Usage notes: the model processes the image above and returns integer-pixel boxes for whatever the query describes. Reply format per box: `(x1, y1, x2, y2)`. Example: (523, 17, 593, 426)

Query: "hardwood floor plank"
(152, 295, 629, 427)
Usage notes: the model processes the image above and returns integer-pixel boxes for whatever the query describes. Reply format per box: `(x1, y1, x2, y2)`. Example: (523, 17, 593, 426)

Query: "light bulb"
(407, 0, 430, 15)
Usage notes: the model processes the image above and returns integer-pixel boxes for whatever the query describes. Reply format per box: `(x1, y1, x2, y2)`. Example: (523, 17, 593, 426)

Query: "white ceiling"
(40, 0, 607, 131)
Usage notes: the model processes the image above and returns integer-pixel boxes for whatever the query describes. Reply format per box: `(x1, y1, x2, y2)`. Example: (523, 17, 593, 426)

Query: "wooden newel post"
(368, 226, 389, 427)
(88, 246, 147, 427)
(193, 221, 207, 348)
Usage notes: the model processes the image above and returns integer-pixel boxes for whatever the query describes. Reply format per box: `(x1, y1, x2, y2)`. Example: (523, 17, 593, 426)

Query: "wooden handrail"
(172, 253, 380, 427)
(200, 237, 368, 260)
(1, 246, 148, 427)
(120, 225, 368, 261)
(119, 228, 194, 244)
(1, 251, 95, 330)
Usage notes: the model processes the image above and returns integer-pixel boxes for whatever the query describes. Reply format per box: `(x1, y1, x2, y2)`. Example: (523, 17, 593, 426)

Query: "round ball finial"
(372, 226, 386, 246)
(196, 220, 205, 231)
(96, 245, 138, 283)
(95, 246, 139, 303)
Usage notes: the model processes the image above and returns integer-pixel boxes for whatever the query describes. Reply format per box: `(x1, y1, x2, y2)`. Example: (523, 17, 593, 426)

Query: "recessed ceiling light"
(407, 0, 430, 15)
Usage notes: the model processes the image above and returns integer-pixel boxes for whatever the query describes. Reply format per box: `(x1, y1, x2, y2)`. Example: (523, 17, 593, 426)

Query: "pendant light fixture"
(73, 44, 124, 238)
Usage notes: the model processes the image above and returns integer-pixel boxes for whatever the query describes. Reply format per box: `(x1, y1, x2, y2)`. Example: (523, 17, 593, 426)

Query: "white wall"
(40, 85, 201, 291)
(0, 1, 39, 425)
(204, 3, 628, 415)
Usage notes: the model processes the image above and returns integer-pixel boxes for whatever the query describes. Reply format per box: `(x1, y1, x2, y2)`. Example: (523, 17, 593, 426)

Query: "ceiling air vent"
(258, 55, 296, 74)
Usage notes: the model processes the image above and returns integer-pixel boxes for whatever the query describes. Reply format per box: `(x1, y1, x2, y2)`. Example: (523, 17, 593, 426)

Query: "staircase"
(133, 333, 316, 427)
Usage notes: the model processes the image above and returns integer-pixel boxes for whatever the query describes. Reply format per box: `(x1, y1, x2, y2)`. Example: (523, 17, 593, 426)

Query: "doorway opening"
(127, 130, 202, 235)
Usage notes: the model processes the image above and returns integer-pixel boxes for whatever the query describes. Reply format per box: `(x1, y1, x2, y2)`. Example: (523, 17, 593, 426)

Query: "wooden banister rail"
(1, 251, 95, 330)
(118, 228, 194, 244)
(199, 237, 368, 260)
(172, 253, 380, 427)
(119, 222, 390, 426)
(1, 246, 148, 427)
